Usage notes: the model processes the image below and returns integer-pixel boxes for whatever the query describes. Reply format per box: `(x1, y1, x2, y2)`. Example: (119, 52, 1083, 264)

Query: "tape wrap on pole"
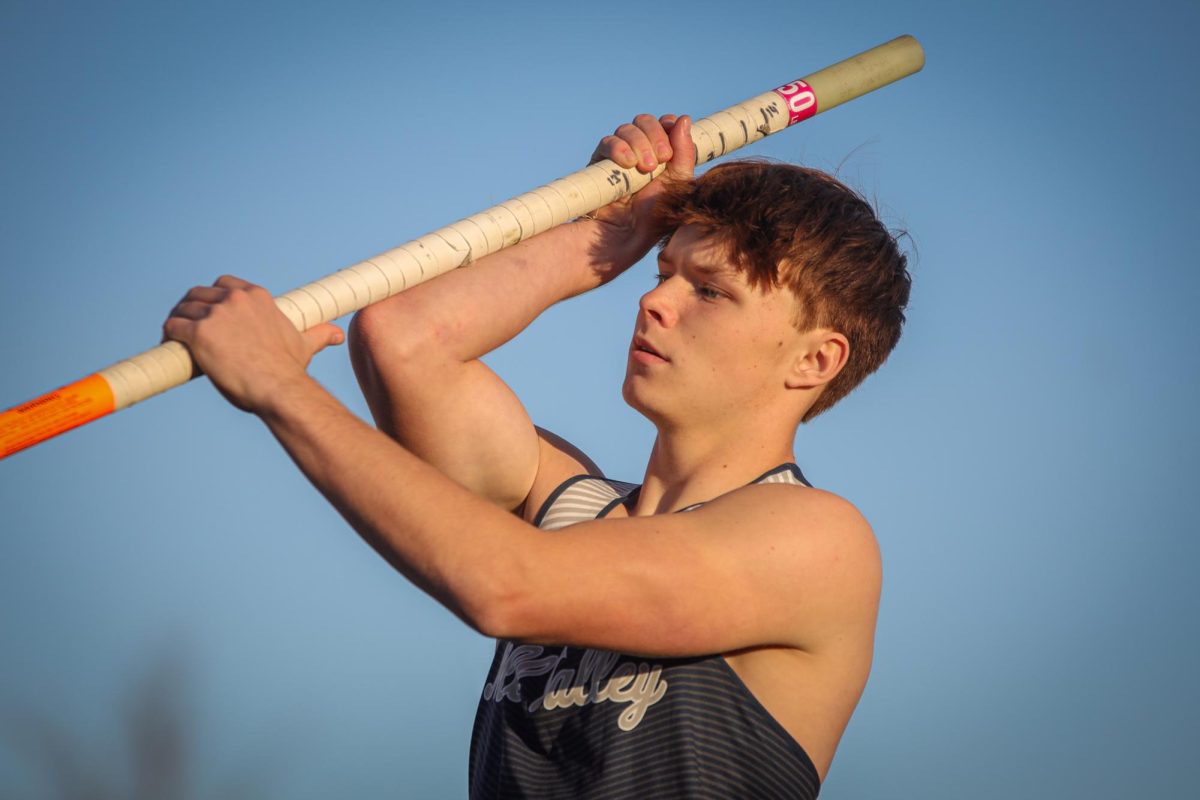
(0, 34, 924, 459)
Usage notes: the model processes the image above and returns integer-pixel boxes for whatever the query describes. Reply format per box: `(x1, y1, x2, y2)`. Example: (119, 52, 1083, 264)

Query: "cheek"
(713, 326, 792, 384)
(694, 327, 763, 378)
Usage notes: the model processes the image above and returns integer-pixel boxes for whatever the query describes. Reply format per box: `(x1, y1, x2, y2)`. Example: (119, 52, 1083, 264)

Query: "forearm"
(384, 217, 638, 360)
(258, 373, 532, 627)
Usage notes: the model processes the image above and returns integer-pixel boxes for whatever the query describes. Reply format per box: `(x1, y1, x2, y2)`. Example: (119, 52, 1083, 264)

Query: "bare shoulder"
(707, 482, 878, 554)
(701, 482, 882, 642)
(519, 427, 604, 523)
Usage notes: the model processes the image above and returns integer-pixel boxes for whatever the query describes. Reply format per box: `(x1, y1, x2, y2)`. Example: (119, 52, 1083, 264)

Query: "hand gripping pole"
(0, 35, 924, 460)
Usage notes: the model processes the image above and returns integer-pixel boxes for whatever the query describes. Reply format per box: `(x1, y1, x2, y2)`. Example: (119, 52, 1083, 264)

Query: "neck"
(631, 419, 796, 517)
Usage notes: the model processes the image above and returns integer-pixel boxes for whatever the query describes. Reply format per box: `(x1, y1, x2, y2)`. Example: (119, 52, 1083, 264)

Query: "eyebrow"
(657, 250, 735, 277)
(691, 263, 734, 277)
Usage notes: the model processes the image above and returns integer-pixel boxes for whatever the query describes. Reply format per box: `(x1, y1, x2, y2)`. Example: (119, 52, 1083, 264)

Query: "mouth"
(631, 336, 669, 363)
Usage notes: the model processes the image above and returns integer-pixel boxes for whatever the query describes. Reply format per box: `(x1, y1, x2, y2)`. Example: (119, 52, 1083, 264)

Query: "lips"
(632, 336, 669, 362)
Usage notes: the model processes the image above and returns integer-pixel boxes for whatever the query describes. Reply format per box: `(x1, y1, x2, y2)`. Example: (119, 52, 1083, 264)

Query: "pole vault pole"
(0, 35, 924, 460)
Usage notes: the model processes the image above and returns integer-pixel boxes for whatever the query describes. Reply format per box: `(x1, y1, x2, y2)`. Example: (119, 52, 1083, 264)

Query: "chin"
(620, 375, 641, 411)
(621, 376, 669, 425)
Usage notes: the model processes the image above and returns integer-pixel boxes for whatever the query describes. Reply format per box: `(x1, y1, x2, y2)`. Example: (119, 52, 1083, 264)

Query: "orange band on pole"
(0, 374, 115, 458)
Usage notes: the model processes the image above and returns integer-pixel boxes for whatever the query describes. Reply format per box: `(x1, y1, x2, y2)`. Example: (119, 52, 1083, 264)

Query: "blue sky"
(2, 1, 1198, 797)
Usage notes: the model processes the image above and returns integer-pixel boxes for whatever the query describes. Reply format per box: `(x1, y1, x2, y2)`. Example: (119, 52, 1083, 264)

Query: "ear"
(785, 329, 850, 390)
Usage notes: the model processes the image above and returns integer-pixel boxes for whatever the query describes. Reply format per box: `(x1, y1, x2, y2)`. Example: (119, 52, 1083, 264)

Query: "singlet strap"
(534, 464, 809, 529)
(533, 475, 638, 531)
(754, 462, 811, 487)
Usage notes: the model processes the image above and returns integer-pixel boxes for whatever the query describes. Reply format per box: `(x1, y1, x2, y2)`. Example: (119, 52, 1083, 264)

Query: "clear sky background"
(2, 1, 1197, 798)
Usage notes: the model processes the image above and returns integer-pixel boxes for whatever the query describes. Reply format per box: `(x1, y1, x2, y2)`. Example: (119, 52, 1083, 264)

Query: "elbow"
(348, 299, 441, 392)
(349, 299, 416, 366)
(457, 562, 533, 642)
(467, 600, 513, 641)
(350, 296, 463, 373)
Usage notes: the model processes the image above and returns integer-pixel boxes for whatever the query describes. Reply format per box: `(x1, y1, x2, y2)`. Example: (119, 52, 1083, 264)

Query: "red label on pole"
(772, 79, 818, 125)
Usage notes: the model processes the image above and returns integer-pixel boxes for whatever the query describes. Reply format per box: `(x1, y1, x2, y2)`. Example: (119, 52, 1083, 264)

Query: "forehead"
(659, 224, 738, 277)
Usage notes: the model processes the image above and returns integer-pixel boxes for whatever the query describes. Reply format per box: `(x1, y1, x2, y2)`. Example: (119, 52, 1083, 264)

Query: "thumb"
(303, 322, 345, 358)
(665, 115, 696, 180)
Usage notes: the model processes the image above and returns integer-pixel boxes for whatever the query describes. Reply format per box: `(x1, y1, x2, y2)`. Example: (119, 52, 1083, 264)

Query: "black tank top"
(468, 464, 821, 799)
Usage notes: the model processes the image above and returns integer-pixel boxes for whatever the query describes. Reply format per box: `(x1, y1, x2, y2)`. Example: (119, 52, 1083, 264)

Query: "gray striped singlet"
(468, 464, 821, 799)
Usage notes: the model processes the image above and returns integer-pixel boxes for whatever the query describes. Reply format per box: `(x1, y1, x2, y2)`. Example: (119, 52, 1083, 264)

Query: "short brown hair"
(652, 160, 911, 421)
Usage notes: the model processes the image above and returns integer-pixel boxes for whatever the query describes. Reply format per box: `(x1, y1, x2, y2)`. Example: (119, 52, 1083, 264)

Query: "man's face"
(622, 224, 809, 429)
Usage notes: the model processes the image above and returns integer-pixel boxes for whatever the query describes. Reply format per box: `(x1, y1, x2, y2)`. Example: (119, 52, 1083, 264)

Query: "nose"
(638, 280, 678, 328)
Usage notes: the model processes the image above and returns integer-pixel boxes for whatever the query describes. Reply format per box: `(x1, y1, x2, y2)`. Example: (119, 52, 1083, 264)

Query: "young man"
(163, 112, 910, 798)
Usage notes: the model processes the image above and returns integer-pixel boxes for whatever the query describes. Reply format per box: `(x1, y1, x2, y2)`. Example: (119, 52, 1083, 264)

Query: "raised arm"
(348, 114, 695, 516)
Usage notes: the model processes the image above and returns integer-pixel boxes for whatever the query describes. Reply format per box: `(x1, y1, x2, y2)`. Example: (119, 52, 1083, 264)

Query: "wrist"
(251, 371, 327, 422)
(576, 216, 655, 284)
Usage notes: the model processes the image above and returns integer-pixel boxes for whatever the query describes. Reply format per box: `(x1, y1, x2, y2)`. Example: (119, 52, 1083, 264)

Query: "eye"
(697, 284, 722, 301)
(654, 272, 670, 285)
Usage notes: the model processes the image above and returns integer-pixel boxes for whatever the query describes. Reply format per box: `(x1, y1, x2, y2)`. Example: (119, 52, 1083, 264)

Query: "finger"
(168, 300, 217, 321)
(634, 113, 672, 164)
(665, 115, 696, 180)
(615, 122, 658, 172)
(177, 285, 227, 305)
(160, 315, 196, 344)
(213, 274, 257, 291)
(303, 322, 345, 358)
(592, 134, 638, 169)
(174, 284, 226, 309)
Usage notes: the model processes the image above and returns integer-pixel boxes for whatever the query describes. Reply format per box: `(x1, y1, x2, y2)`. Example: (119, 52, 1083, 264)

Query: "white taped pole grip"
(2, 35, 923, 456)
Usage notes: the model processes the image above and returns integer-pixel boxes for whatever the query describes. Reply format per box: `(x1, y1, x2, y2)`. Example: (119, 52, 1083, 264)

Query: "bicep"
(391, 358, 546, 511)
(352, 318, 540, 510)
(353, 315, 598, 513)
